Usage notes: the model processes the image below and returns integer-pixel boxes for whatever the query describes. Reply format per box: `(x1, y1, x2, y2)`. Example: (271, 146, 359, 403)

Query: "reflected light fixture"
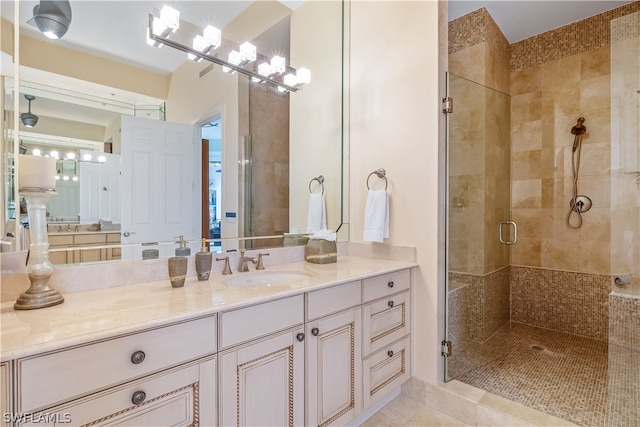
(20, 95, 39, 128)
(147, 5, 311, 92)
(27, 0, 72, 39)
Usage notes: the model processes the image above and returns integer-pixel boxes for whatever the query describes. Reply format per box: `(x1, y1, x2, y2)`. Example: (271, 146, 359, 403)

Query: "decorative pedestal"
(14, 188, 64, 310)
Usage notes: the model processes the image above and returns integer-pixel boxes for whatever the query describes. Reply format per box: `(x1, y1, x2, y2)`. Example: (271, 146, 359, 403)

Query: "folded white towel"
(363, 190, 389, 243)
(306, 193, 326, 234)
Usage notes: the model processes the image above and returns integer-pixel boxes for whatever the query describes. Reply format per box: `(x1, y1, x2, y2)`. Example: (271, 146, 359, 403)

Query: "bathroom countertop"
(0, 256, 416, 361)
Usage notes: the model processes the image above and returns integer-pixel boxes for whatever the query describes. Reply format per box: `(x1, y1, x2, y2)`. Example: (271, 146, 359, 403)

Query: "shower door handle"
(499, 221, 518, 245)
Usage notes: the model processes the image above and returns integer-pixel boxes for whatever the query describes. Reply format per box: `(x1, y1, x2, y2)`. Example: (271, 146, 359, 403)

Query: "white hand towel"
(363, 190, 389, 243)
(307, 193, 326, 233)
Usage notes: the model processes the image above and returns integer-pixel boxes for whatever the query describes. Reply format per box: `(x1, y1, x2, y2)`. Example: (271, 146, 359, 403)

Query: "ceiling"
(448, 0, 635, 43)
(2, 1, 636, 131)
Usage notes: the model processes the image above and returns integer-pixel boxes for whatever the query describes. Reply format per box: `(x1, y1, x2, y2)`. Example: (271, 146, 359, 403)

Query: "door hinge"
(442, 97, 453, 114)
(441, 340, 452, 357)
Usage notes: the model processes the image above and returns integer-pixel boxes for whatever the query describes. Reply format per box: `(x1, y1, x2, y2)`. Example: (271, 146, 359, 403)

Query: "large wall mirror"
(1, 0, 348, 263)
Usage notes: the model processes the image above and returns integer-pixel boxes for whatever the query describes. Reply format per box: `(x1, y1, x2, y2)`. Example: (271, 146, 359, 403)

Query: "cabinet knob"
(131, 350, 146, 364)
(296, 332, 305, 342)
(388, 281, 394, 288)
(131, 390, 146, 405)
(388, 300, 394, 308)
(388, 350, 394, 358)
(311, 327, 319, 336)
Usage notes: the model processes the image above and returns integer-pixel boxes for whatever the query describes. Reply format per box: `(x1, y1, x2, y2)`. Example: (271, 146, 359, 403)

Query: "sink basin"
(222, 271, 312, 288)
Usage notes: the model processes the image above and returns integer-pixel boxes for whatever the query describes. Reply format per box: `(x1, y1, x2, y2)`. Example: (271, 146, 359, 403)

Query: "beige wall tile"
(512, 120, 542, 153)
(512, 151, 542, 180)
(512, 91, 542, 123)
(580, 75, 611, 113)
(541, 54, 581, 90)
(510, 65, 541, 96)
(511, 179, 542, 208)
(541, 83, 581, 119)
(449, 43, 487, 85)
(581, 45, 611, 80)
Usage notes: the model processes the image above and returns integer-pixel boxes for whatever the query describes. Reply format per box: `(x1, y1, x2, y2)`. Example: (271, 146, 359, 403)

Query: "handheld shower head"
(571, 117, 586, 152)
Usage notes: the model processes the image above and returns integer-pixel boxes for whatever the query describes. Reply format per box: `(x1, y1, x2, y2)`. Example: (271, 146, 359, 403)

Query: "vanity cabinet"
(306, 280, 362, 427)
(219, 295, 305, 426)
(1, 362, 12, 427)
(220, 328, 305, 427)
(361, 270, 411, 408)
(47, 232, 121, 265)
(15, 315, 217, 426)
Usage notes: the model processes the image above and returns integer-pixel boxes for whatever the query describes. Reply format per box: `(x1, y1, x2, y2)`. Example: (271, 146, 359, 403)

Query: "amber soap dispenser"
(195, 238, 212, 281)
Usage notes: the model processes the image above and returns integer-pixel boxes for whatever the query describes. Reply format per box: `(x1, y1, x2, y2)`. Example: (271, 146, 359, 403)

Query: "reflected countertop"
(0, 256, 416, 361)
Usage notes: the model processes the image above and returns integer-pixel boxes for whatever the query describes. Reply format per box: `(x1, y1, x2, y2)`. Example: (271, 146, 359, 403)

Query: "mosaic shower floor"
(454, 322, 639, 427)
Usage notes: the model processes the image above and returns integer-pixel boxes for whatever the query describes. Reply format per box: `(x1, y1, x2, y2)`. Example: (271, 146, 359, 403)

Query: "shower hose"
(566, 118, 586, 229)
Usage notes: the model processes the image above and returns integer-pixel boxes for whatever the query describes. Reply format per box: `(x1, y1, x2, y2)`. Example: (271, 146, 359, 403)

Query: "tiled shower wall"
(448, 3, 640, 339)
(248, 84, 290, 248)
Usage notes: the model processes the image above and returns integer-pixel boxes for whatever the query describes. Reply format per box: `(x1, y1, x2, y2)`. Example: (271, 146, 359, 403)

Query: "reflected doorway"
(201, 116, 222, 253)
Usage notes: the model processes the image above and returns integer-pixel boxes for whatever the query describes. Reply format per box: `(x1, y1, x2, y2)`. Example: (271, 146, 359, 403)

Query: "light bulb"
(32, 149, 41, 156)
(240, 42, 256, 62)
(203, 25, 221, 50)
(72, 176, 79, 182)
(62, 175, 70, 181)
(228, 50, 242, 66)
(283, 73, 298, 87)
(55, 175, 60, 180)
(271, 56, 286, 74)
(160, 5, 180, 33)
(50, 151, 59, 159)
(82, 154, 92, 161)
(189, 35, 208, 61)
(97, 156, 107, 163)
(258, 62, 273, 77)
(66, 152, 76, 160)
(296, 68, 311, 84)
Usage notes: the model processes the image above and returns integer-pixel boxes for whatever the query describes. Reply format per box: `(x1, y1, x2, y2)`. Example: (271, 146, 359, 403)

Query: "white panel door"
(79, 151, 120, 222)
(120, 116, 200, 259)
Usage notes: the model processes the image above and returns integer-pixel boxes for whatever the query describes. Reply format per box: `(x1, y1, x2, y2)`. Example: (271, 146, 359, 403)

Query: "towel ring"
(309, 175, 325, 194)
(366, 168, 388, 190)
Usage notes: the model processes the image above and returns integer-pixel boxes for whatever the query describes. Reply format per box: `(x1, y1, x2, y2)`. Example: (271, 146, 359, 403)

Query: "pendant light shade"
(20, 95, 39, 128)
(27, 0, 72, 40)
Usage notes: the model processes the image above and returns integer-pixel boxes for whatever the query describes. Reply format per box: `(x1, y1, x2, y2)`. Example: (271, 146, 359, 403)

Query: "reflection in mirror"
(0, 0, 347, 264)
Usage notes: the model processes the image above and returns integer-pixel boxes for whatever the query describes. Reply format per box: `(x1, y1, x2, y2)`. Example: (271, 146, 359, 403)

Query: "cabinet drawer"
(74, 234, 106, 245)
(362, 291, 410, 356)
(220, 295, 304, 349)
(362, 269, 410, 303)
(18, 316, 216, 412)
(306, 280, 361, 321)
(363, 337, 410, 409)
(48, 235, 73, 246)
(25, 357, 216, 427)
(106, 233, 121, 243)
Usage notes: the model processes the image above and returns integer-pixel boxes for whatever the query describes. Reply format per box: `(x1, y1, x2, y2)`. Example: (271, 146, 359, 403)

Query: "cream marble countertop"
(1, 256, 415, 361)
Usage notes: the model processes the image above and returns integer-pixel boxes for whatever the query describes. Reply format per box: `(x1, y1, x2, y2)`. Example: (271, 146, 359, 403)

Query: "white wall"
(349, 1, 442, 383)
(289, 1, 344, 234)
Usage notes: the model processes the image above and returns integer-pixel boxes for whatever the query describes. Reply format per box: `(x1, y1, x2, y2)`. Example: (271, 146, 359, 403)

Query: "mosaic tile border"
(511, 1, 640, 71)
(448, 1, 640, 72)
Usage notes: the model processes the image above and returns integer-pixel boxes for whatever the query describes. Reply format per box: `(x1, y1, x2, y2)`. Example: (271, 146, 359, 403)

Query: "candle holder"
(14, 188, 64, 310)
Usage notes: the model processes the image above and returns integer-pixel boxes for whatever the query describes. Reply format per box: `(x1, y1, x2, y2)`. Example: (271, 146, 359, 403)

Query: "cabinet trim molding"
(81, 382, 199, 427)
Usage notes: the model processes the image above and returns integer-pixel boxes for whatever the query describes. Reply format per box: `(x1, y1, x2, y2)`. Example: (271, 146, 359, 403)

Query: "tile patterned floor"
(453, 322, 639, 427)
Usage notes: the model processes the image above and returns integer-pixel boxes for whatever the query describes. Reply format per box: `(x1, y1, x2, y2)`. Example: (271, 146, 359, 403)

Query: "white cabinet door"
(1, 362, 11, 427)
(306, 308, 362, 427)
(220, 329, 305, 427)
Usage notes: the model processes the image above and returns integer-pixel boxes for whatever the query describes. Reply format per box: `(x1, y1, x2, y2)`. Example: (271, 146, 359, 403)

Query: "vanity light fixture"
(147, 6, 311, 92)
(32, 148, 42, 156)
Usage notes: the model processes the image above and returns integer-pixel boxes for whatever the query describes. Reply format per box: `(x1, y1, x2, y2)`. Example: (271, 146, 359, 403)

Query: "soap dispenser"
(175, 235, 191, 256)
(195, 238, 212, 281)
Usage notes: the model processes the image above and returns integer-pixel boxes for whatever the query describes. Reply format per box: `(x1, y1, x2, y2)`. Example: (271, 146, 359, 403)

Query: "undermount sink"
(222, 271, 312, 288)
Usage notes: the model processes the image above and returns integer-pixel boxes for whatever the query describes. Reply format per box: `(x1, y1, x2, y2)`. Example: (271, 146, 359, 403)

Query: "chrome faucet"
(255, 253, 270, 270)
(237, 250, 257, 272)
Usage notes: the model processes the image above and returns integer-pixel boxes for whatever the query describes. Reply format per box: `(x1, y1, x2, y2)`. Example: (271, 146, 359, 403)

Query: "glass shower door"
(444, 72, 512, 381)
